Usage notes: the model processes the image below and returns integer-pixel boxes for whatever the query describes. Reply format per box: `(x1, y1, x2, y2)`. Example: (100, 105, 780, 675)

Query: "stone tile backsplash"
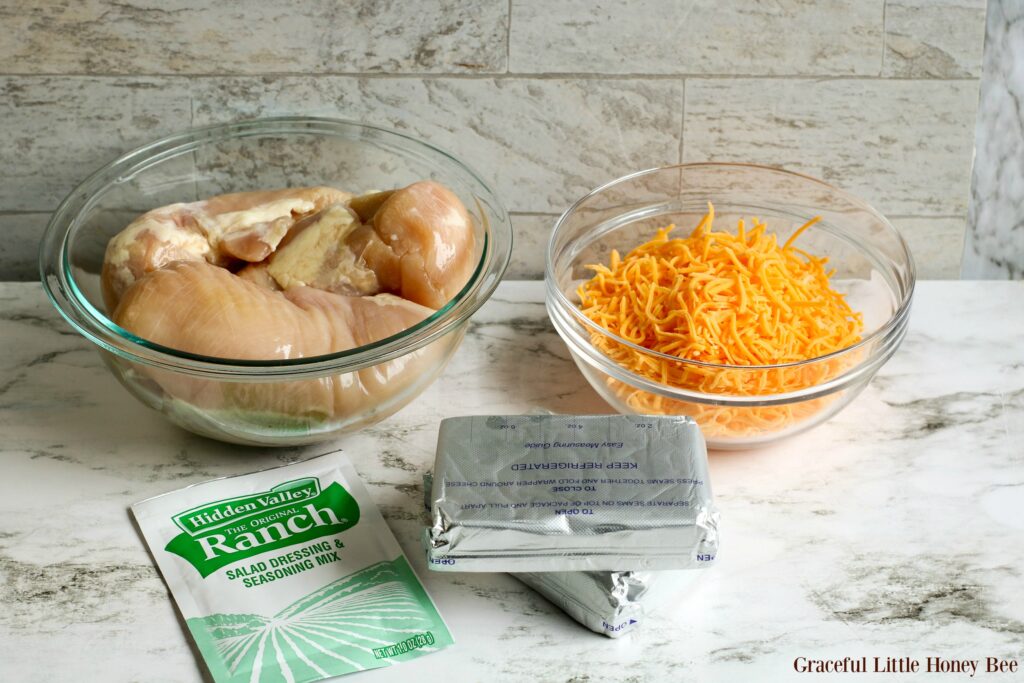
(509, 0, 885, 76)
(882, 0, 987, 78)
(190, 76, 685, 214)
(0, 1, 987, 279)
(0, 1, 509, 74)
(683, 78, 979, 217)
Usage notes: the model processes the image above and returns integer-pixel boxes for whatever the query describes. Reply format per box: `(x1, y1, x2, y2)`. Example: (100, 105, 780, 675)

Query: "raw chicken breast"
(263, 204, 379, 296)
(102, 186, 351, 310)
(113, 260, 440, 419)
(262, 181, 477, 309)
(353, 181, 477, 309)
(101, 180, 476, 426)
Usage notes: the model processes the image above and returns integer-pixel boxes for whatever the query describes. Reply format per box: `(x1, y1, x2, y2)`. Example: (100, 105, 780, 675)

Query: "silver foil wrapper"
(517, 569, 701, 637)
(424, 415, 719, 572)
(422, 470, 705, 638)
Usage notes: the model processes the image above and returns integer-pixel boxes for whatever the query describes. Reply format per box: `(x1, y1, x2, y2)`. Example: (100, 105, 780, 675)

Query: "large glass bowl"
(40, 117, 512, 446)
(546, 164, 914, 449)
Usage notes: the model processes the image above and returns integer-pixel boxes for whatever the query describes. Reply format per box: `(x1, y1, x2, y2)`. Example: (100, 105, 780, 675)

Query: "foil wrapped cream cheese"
(518, 569, 702, 637)
(422, 471, 705, 638)
(425, 414, 719, 573)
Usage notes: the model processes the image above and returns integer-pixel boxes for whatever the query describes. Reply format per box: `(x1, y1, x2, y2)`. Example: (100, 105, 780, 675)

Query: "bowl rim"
(545, 162, 916, 375)
(39, 116, 513, 379)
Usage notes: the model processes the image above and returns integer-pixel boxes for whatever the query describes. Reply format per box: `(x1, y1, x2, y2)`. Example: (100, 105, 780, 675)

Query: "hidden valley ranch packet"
(132, 452, 452, 683)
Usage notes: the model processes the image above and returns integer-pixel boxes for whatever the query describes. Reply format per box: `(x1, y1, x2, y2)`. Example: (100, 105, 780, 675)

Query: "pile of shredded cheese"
(577, 204, 863, 438)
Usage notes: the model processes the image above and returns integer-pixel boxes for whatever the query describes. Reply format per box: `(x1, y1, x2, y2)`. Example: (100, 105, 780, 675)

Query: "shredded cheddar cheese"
(576, 204, 864, 439)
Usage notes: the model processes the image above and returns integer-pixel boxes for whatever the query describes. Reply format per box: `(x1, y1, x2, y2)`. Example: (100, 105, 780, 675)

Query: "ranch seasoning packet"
(132, 452, 453, 683)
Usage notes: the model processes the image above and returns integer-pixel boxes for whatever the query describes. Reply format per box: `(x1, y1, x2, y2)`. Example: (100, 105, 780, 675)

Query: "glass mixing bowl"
(40, 117, 512, 446)
(546, 163, 914, 449)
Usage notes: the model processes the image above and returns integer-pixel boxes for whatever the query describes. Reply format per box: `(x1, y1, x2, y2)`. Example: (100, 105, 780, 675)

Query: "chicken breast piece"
(113, 260, 438, 419)
(354, 181, 477, 309)
(102, 186, 352, 311)
(259, 181, 477, 309)
(264, 204, 379, 296)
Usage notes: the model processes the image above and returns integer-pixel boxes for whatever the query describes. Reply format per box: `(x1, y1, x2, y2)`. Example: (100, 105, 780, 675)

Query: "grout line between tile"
(679, 79, 686, 164)
(881, 0, 888, 76)
(189, 93, 199, 202)
(886, 214, 970, 220)
(0, 207, 971, 221)
(506, 0, 512, 73)
(0, 72, 983, 82)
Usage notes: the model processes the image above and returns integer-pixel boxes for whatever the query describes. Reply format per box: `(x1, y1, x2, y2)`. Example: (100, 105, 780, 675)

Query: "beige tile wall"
(0, 0, 985, 279)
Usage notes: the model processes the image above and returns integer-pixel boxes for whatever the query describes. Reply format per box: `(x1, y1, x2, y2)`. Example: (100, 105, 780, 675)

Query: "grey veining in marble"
(964, 0, 1024, 278)
(1, 280, 1022, 682)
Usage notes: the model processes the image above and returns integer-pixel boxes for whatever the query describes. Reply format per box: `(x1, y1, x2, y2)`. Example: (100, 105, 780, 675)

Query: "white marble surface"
(1, 280, 1023, 682)
(964, 0, 1024, 279)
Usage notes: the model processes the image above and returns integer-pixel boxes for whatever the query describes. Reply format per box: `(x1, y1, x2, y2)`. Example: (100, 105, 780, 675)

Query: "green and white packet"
(132, 452, 453, 683)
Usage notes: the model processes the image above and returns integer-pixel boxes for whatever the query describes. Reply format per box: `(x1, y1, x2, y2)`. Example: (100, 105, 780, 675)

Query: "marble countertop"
(1, 280, 1022, 682)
